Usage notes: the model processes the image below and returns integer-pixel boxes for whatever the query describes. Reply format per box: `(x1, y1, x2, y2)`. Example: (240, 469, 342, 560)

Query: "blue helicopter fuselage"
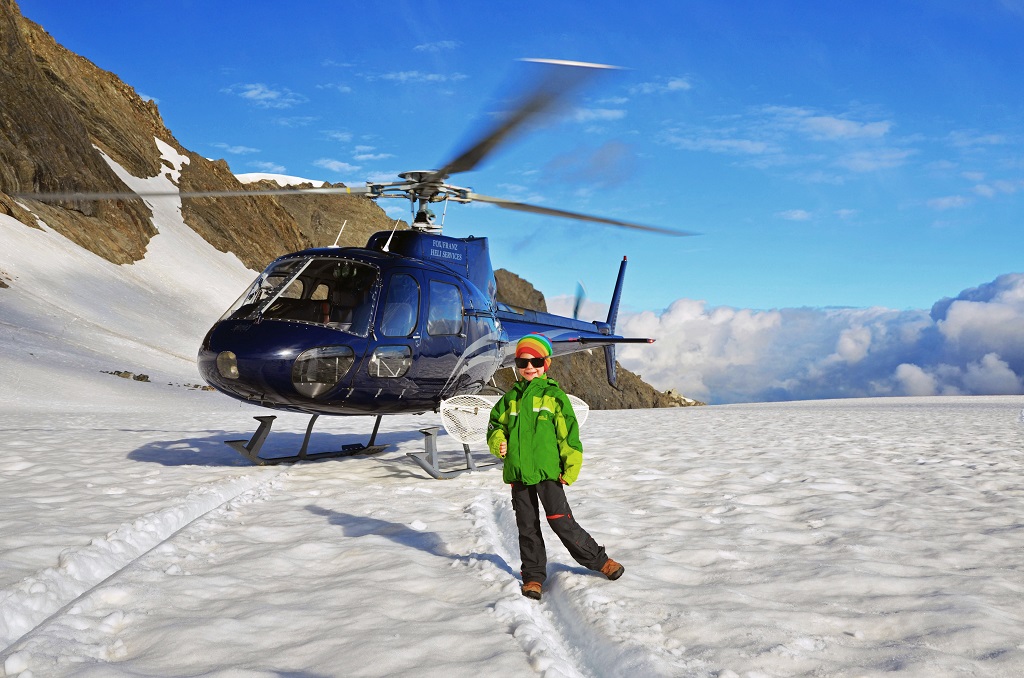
(198, 230, 509, 415)
(197, 229, 625, 416)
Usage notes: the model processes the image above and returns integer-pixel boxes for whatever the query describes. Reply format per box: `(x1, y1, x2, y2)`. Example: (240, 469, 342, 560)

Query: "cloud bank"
(601, 273, 1024, 404)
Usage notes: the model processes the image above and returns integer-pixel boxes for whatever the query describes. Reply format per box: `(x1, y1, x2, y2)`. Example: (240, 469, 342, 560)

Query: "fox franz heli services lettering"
(430, 239, 464, 262)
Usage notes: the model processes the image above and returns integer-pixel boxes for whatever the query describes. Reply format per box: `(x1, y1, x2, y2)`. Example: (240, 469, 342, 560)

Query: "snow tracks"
(0, 471, 280, 658)
(465, 491, 675, 678)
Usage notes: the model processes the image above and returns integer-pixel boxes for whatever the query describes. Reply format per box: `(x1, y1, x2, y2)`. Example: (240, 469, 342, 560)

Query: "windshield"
(220, 257, 379, 336)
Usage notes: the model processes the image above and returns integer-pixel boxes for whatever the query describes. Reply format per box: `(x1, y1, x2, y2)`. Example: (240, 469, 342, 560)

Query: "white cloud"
(800, 116, 891, 140)
(992, 179, 1024, 194)
(317, 83, 353, 94)
(223, 83, 308, 109)
(413, 40, 459, 52)
(684, 106, 911, 176)
(777, 209, 812, 221)
(928, 195, 970, 210)
(373, 71, 468, 84)
(762, 106, 892, 141)
(273, 116, 318, 128)
(573, 108, 627, 123)
(213, 143, 260, 155)
(353, 152, 394, 161)
(966, 179, 1024, 200)
(664, 132, 773, 155)
(314, 158, 361, 173)
(937, 280, 1024, 363)
(632, 77, 692, 94)
(895, 363, 938, 396)
(835, 148, 915, 172)
(963, 353, 1023, 394)
(324, 131, 353, 143)
(832, 326, 872, 363)
(250, 161, 286, 173)
(949, 131, 1008, 147)
(612, 272, 1024, 403)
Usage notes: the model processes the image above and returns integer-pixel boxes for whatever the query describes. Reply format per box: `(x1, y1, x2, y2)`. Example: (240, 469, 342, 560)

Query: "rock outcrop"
(0, 0, 400, 270)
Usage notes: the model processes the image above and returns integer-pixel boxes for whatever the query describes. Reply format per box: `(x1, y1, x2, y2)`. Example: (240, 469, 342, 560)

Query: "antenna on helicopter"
(331, 220, 348, 247)
(440, 196, 450, 227)
(382, 219, 402, 252)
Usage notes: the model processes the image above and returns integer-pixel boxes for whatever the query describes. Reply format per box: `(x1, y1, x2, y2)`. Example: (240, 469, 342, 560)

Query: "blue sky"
(19, 0, 1024, 315)
(16, 1, 1024, 402)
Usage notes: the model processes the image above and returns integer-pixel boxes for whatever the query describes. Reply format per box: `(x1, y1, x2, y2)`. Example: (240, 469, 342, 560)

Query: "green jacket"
(487, 376, 584, 485)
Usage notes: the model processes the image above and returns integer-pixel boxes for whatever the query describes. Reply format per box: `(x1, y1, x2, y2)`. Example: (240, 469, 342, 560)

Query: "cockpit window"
(427, 280, 463, 336)
(219, 258, 378, 336)
(380, 273, 420, 337)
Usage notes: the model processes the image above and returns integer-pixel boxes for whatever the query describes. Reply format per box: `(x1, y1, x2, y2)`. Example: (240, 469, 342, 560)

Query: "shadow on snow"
(127, 427, 424, 467)
(306, 505, 517, 577)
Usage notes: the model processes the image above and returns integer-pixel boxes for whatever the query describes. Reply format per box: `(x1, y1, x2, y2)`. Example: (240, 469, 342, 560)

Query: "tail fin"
(604, 345, 618, 388)
(604, 257, 628, 388)
(607, 257, 627, 335)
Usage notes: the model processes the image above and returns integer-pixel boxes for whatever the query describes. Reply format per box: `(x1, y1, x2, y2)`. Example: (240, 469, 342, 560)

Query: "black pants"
(511, 480, 608, 585)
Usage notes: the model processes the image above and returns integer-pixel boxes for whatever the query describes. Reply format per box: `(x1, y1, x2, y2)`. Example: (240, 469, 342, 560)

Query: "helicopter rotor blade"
(573, 280, 587, 320)
(11, 184, 382, 203)
(428, 59, 621, 182)
(470, 192, 697, 237)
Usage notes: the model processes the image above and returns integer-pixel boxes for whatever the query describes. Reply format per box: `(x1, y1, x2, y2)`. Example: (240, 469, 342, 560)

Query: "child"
(487, 333, 624, 601)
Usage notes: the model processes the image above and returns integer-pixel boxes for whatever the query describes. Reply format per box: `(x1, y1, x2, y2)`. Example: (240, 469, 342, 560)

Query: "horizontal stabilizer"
(558, 337, 655, 345)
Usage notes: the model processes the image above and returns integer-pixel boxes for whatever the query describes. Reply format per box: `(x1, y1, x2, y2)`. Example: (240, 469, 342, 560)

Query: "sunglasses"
(515, 356, 547, 369)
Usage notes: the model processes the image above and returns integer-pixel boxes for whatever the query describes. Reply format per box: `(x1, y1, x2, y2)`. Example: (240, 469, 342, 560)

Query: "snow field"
(3, 140, 1024, 676)
(3, 395, 1023, 676)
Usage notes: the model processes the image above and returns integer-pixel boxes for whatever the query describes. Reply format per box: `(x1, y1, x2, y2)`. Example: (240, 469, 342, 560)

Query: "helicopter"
(19, 59, 693, 470)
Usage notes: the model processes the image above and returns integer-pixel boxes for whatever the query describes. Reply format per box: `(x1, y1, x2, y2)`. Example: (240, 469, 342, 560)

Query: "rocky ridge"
(0, 0, 400, 266)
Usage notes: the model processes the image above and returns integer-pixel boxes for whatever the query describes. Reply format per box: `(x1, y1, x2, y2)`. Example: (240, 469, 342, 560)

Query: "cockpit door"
(412, 276, 467, 398)
(367, 269, 421, 386)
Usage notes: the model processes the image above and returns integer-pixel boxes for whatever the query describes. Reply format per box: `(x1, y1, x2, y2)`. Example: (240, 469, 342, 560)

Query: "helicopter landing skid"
(226, 414, 386, 466)
(406, 426, 502, 480)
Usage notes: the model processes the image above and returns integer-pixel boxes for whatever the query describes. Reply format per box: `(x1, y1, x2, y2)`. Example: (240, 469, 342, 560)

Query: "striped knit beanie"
(516, 333, 552, 360)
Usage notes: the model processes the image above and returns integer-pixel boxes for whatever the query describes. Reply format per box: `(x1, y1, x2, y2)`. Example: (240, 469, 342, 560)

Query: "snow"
(235, 173, 327, 188)
(3, 143, 1024, 676)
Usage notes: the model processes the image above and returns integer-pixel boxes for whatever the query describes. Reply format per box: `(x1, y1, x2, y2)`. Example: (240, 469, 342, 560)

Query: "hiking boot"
(521, 581, 542, 600)
(600, 558, 624, 581)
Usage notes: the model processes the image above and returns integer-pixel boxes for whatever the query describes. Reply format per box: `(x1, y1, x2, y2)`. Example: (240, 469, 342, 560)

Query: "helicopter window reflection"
(369, 346, 413, 378)
(380, 274, 420, 337)
(219, 258, 378, 337)
(275, 277, 304, 299)
(427, 281, 464, 336)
